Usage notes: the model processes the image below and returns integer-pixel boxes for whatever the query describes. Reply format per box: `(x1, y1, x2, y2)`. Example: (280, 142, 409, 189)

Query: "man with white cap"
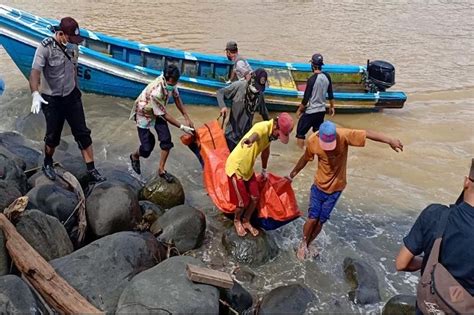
(287, 120, 403, 260)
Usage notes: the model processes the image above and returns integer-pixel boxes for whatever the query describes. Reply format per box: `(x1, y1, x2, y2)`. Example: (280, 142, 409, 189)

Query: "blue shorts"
(308, 184, 342, 223)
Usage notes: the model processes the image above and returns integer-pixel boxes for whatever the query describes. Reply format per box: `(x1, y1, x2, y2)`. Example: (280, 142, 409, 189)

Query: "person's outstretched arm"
(174, 95, 193, 128)
(396, 246, 422, 271)
(288, 153, 310, 180)
(366, 130, 403, 152)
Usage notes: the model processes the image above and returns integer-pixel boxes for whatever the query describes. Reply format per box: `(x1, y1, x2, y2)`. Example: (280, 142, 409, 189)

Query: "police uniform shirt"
(31, 37, 79, 97)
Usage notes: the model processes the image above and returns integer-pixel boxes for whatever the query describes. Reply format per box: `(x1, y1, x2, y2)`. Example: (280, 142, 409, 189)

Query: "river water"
(1, 0, 473, 313)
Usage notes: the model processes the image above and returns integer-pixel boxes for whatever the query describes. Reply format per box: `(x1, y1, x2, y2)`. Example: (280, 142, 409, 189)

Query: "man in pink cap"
(225, 113, 294, 237)
(287, 120, 403, 259)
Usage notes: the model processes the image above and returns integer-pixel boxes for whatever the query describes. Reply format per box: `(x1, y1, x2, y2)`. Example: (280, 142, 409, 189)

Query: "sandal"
(159, 170, 174, 183)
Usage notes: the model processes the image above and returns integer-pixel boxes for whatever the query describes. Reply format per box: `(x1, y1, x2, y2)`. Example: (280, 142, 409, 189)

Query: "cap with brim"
(277, 112, 294, 144)
(59, 17, 83, 44)
(318, 120, 337, 151)
(225, 41, 238, 51)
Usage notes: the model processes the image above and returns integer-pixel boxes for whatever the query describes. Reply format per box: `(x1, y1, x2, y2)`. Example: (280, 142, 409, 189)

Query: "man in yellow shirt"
(288, 120, 403, 260)
(226, 113, 294, 237)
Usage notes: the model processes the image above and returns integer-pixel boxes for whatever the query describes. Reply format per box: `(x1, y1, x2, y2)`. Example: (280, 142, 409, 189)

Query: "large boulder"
(141, 173, 184, 209)
(98, 163, 143, 195)
(56, 154, 89, 187)
(222, 228, 279, 267)
(86, 182, 141, 238)
(0, 180, 22, 210)
(0, 231, 8, 276)
(220, 281, 253, 314)
(0, 131, 41, 171)
(117, 256, 219, 314)
(258, 284, 315, 315)
(0, 275, 38, 314)
(343, 257, 381, 305)
(51, 231, 165, 313)
(156, 204, 206, 253)
(0, 153, 27, 194)
(26, 183, 79, 235)
(16, 210, 73, 261)
(382, 295, 416, 315)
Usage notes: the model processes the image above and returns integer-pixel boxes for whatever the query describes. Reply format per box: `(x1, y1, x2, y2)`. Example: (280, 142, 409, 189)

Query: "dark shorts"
(308, 184, 342, 223)
(137, 117, 174, 158)
(228, 173, 260, 209)
(41, 88, 92, 150)
(296, 111, 325, 139)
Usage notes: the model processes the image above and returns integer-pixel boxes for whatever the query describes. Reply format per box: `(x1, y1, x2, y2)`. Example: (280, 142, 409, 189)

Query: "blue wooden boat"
(0, 5, 407, 112)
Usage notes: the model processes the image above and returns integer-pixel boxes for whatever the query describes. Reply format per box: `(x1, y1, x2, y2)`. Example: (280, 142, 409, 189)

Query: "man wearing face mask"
(225, 113, 294, 237)
(129, 64, 194, 183)
(217, 68, 270, 151)
(29, 17, 105, 183)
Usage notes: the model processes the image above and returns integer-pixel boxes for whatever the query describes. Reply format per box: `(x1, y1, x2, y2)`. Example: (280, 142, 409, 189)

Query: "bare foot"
(308, 245, 321, 258)
(234, 220, 247, 237)
(242, 221, 259, 236)
(297, 241, 308, 261)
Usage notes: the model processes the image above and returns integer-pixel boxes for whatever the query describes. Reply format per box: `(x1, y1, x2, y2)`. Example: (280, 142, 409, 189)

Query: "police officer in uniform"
(29, 17, 105, 182)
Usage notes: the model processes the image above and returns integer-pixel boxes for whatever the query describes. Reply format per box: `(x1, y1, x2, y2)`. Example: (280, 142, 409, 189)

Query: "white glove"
(261, 168, 268, 179)
(180, 124, 195, 134)
(225, 80, 232, 84)
(31, 91, 48, 114)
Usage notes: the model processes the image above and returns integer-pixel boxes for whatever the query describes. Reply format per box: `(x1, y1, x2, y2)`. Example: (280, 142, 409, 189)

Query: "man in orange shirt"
(287, 121, 403, 260)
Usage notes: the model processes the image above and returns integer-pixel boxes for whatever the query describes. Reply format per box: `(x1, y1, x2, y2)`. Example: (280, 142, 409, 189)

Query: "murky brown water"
(1, 0, 473, 313)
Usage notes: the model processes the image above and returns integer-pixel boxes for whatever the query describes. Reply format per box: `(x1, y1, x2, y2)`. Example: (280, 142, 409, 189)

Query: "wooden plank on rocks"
(186, 263, 234, 289)
(0, 207, 102, 314)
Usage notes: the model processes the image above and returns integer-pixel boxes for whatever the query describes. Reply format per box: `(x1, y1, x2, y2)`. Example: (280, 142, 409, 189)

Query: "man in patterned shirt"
(129, 65, 194, 182)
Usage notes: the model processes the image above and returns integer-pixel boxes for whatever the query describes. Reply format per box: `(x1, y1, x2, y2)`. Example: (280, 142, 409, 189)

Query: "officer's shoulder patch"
(41, 37, 54, 47)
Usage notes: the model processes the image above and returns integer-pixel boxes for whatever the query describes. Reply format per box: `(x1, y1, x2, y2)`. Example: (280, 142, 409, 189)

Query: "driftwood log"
(0, 198, 102, 314)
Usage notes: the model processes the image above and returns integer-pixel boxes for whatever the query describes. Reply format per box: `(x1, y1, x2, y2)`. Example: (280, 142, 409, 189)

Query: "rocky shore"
(0, 131, 416, 314)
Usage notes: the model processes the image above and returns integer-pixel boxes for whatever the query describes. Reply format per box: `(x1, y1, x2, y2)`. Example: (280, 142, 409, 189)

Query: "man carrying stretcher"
(225, 113, 294, 236)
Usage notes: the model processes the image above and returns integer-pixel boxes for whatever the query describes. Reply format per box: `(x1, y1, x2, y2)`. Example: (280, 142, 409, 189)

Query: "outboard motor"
(366, 60, 395, 92)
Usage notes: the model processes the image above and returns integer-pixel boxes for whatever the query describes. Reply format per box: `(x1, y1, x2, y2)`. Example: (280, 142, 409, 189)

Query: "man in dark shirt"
(217, 68, 269, 151)
(295, 53, 335, 149)
(396, 158, 474, 297)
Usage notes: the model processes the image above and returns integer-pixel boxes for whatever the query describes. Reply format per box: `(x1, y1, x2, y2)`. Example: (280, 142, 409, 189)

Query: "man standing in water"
(295, 53, 335, 149)
(288, 121, 403, 260)
(217, 68, 270, 151)
(224, 41, 253, 83)
(29, 17, 105, 182)
(226, 113, 294, 236)
(129, 65, 194, 182)
(396, 159, 474, 314)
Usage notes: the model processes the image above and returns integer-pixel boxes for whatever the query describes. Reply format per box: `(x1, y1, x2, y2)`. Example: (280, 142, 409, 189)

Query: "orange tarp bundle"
(195, 120, 301, 227)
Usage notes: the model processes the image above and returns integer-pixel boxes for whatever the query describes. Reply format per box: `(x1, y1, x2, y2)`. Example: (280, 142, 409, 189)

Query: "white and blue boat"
(0, 5, 407, 112)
